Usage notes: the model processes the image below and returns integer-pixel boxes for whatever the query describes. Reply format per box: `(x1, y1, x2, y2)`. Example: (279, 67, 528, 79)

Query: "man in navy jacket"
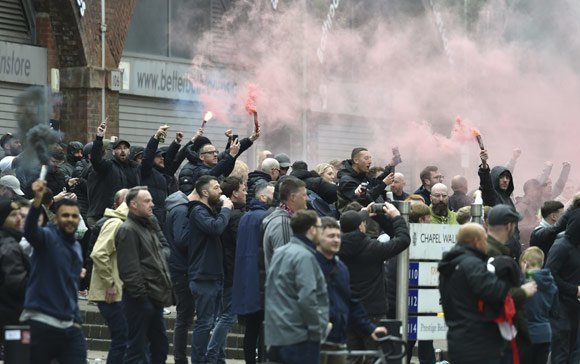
(22, 179, 86, 364)
(188, 175, 233, 363)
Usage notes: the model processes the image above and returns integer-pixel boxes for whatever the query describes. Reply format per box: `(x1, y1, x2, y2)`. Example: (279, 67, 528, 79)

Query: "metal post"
(396, 201, 410, 341)
(471, 202, 483, 225)
(101, 0, 106, 123)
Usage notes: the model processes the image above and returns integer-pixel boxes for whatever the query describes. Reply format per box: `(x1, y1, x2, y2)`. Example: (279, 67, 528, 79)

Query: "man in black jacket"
(414, 166, 441, 206)
(88, 122, 140, 227)
(438, 223, 510, 364)
(0, 199, 29, 338)
(206, 176, 247, 363)
(545, 208, 580, 364)
(529, 200, 565, 259)
(246, 158, 280, 205)
(116, 187, 173, 364)
(140, 125, 182, 228)
(188, 175, 233, 363)
(338, 202, 410, 354)
(337, 147, 395, 211)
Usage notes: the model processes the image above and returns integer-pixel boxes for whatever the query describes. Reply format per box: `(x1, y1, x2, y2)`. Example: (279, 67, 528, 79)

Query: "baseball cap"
(275, 153, 291, 168)
(112, 139, 131, 149)
(339, 210, 369, 233)
(0, 175, 24, 196)
(488, 204, 523, 226)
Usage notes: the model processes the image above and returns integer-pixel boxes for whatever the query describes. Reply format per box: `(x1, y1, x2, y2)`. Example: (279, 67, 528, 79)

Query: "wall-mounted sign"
(0, 41, 47, 85)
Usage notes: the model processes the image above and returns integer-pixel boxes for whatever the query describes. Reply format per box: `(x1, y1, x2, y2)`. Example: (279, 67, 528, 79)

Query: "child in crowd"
(520, 247, 559, 364)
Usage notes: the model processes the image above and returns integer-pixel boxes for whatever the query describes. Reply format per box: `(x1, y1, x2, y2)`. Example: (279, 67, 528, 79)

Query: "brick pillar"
(33, 0, 137, 143)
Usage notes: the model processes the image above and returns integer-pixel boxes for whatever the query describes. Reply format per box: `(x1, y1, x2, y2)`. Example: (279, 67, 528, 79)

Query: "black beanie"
(0, 198, 18, 227)
(192, 136, 212, 154)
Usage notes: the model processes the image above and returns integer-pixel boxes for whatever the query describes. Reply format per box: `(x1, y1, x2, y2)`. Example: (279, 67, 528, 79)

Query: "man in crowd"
(316, 216, 387, 362)
(337, 147, 395, 210)
(529, 200, 565, 259)
(232, 183, 275, 364)
(430, 183, 458, 225)
(274, 153, 292, 177)
(263, 176, 308, 270)
(0, 134, 22, 172)
(438, 223, 510, 364)
(22, 179, 86, 363)
(486, 205, 537, 363)
(206, 176, 247, 363)
(338, 202, 410, 355)
(265, 210, 329, 364)
(449, 175, 473, 211)
(116, 187, 173, 363)
(0, 198, 29, 341)
(391, 172, 409, 201)
(88, 192, 129, 364)
(187, 176, 233, 363)
(0, 175, 25, 201)
(414, 166, 442, 206)
(88, 122, 141, 227)
(479, 149, 522, 260)
(246, 157, 280, 204)
(516, 179, 544, 247)
(545, 207, 580, 364)
(61, 141, 84, 179)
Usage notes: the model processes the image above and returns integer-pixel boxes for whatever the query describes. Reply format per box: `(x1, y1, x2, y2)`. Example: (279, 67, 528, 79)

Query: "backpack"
(307, 189, 339, 219)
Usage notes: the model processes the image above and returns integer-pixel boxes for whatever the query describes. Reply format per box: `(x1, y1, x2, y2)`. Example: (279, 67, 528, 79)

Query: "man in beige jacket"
(88, 194, 129, 364)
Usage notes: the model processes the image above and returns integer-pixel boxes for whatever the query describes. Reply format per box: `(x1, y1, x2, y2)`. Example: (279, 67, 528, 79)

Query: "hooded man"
(479, 149, 522, 260)
(61, 141, 84, 179)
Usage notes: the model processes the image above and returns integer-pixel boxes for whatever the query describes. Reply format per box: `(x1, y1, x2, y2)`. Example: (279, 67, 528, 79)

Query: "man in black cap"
(274, 153, 291, 177)
(337, 203, 410, 356)
(87, 122, 140, 228)
(0, 199, 29, 339)
(486, 204, 537, 363)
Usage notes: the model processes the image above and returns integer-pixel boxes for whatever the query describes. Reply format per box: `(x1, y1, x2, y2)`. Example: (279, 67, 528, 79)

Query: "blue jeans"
(190, 280, 223, 364)
(123, 294, 169, 364)
(28, 320, 87, 364)
(172, 273, 195, 364)
(206, 287, 237, 364)
(97, 301, 128, 364)
(271, 340, 321, 364)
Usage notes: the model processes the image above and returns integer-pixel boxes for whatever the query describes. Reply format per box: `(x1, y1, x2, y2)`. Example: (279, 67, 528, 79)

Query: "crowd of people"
(0, 121, 578, 364)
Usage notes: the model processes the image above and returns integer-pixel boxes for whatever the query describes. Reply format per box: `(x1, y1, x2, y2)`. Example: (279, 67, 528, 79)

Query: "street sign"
(409, 223, 460, 260)
(407, 289, 442, 314)
(408, 315, 448, 341)
(408, 261, 439, 287)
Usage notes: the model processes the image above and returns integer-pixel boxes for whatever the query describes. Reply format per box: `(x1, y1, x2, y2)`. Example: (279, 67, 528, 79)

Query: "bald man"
(391, 172, 409, 201)
(438, 223, 509, 364)
(429, 183, 458, 224)
(449, 175, 473, 212)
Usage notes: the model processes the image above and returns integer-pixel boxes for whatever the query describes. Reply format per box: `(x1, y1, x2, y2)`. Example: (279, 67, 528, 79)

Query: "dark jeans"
(551, 323, 580, 364)
(270, 340, 321, 364)
(190, 280, 223, 364)
(207, 286, 236, 364)
(530, 343, 550, 364)
(28, 320, 87, 364)
(97, 301, 128, 364)
(123, 294, 169, 364)
(240, 310, 264, 364)
(406, 340, 435, 364)
(172, 273, 195, 364)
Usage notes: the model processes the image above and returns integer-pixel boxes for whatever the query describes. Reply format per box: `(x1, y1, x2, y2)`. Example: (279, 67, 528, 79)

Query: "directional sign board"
(408, 261, 439, 287)
(409, 223, 460, 260)
(408, 315, 448, 341)
(407, 289, 442, 314)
